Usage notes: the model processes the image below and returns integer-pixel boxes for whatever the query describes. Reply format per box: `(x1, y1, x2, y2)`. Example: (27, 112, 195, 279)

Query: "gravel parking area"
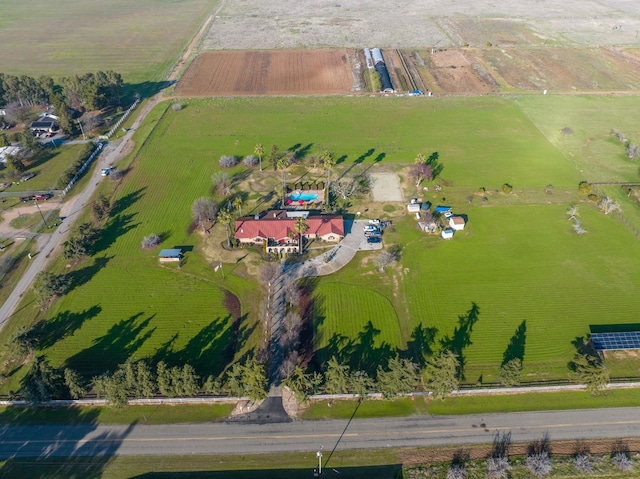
(370, 172, 404, 203)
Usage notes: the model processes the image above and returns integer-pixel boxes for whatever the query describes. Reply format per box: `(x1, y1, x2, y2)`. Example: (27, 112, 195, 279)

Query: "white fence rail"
(61, 142, 103, 197)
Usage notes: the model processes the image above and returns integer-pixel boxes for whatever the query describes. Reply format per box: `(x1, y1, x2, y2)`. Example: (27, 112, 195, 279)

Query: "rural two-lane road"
(1, 407, 639, 459)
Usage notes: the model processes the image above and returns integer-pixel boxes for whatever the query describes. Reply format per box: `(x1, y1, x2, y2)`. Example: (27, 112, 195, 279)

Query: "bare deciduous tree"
(219, 155, 239, 168)
(211, 172, 231, 196)
(598, 196, 621, 215)
(141, 234, 161, 250)
(243, 155, 259, 167)
(191, 197, 218, 232)
(525, 434, 552, 478)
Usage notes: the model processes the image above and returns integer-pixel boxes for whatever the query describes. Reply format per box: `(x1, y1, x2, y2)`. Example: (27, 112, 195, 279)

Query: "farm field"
(0, 0, 216, 83)
(3, 94, 640, 392)
(202, 0, 640, 50)
(175, 50, 355, 96)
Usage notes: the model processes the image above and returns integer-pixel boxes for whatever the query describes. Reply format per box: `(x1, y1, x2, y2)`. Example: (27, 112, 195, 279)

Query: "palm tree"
(321, 149, 334, 183)
(277, 156, 290, 208)
(414, 152, 426, 164)
(254, 143, 264, 172)
(293, 216, 309, 252)
(217, 208, 233, 248)
(232, 196, 244, 216)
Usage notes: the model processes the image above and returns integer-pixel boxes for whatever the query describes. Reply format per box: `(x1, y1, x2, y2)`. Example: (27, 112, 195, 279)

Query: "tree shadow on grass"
(314, 322, 394, 377)
(440, 302, 480, 380)
(92, 213, 140, 255)
(108, 187, 146, 217)
(0, 406, 135, 479)
(337, 148, 375, 180)
(426, 151, 444, 179)
(65, 313, 155, 376)
(66, 256, 112, 292)
(122, 80, 173, 102)
(153, 316, 236, 378)
(30, 305, 102, 350)
(404, 323, 439, 367)
(502, 320, 527, 366)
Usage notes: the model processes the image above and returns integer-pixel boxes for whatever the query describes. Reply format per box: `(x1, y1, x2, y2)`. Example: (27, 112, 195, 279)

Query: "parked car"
(368, 218, 380, 225)
(33, 194, 51, 201)
(367, 236, 382, 244)
(101, 168, 111, 176)
(363, 225, 379, 233)
(365, 230, 381, 238)
(20, 173, 35, 182)
(20, 196, 33, 203)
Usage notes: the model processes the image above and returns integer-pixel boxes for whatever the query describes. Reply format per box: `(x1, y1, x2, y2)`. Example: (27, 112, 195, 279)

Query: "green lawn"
(313, 282, 402, 373)
(0, 0, 217, 83)
(3, 143, 87, 193)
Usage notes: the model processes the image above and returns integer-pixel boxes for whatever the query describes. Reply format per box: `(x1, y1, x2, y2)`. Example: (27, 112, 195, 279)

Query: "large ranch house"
(235, 210, 344, 255)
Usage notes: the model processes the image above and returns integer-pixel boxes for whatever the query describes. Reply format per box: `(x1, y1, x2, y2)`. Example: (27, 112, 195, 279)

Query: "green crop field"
(5, 94, 640, 393)
(0, 0, 217, 83)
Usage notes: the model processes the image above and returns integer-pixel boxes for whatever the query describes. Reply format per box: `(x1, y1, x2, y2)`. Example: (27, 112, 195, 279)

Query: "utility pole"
(34, 198, 49, 228)
(77, 119, 86, 140)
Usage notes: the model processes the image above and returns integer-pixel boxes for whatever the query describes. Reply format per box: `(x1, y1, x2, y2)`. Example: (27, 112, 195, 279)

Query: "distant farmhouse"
(30, 112, 59, 135)
(235, 210, 344, 254)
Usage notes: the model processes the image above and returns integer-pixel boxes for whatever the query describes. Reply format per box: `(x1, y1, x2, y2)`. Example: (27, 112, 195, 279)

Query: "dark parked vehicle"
(20, 196, 33, 202)
(367, 236, 382, 244)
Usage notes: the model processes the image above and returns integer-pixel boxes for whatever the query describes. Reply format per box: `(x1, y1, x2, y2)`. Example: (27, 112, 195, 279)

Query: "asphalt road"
(1, 407, 640, 459)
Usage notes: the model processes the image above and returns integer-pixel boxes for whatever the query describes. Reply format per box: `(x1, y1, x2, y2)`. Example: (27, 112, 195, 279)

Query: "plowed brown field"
(175, 49, 354, 96)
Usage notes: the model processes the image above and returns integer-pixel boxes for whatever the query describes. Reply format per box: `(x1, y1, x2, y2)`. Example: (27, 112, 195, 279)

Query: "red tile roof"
(235, 211, 344, 241)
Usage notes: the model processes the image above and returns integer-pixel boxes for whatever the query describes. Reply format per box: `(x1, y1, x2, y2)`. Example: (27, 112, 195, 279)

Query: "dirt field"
(202, 0, 640, 50)
(175, 50, 354, 96)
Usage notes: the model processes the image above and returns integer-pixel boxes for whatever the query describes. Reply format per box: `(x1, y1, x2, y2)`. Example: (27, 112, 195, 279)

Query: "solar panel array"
(591, 331, 640, 351)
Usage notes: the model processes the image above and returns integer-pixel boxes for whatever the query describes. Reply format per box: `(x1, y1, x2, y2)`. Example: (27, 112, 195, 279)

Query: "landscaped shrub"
(219, 155, 239, 168)
(501, 183, 512, 193)
(587, 193, 599, 202)
(579, 181, 592, 194)
(171, 103, 183, 111)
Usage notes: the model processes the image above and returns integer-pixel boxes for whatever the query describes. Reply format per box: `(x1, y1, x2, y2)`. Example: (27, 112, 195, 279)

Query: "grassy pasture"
(0, 0, 216, 83)
(4, 95, 640, 393)
(402, 204, 640, 382)
(157, 96, 577, 188)
(313, 282, 402, 373)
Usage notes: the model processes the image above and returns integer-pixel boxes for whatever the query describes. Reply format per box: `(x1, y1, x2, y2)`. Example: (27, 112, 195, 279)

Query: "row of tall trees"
(0, 71, 123, 111)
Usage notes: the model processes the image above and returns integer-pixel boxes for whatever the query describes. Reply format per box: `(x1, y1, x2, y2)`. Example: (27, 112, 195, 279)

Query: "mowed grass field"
(0, 0, 216, 83)
(5, 95, 640, 390)
(313, 282, 402, 372)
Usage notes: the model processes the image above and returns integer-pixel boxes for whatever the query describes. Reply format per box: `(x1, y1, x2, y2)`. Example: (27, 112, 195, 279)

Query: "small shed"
(449, 216, 465, 231)
(420, 201, 432, 211)
(158, 248, 183, 263)
(435, 205, 451, 214)
(407, 203, 421, 213)
(441, 228, 454, 240)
